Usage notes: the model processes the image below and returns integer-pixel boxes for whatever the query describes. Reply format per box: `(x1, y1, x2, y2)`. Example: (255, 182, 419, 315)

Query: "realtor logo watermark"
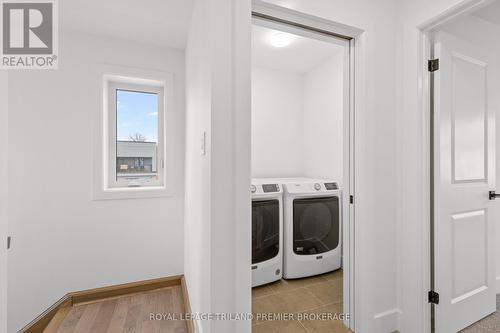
(1, 0, 58, 69)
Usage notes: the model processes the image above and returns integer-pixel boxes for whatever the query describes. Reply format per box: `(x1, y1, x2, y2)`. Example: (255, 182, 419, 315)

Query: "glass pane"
(293, 196, 339, 255)
(116, 90, 159, 182)
(252, 200, 280, 264)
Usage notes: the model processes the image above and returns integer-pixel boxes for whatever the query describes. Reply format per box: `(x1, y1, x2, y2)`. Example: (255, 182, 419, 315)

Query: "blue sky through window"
(116, 90, 158, 142)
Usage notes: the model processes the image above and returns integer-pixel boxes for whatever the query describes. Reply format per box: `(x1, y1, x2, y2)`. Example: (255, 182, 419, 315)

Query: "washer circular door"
(292, 196, 339, 255)
(252, 199, 280, 264)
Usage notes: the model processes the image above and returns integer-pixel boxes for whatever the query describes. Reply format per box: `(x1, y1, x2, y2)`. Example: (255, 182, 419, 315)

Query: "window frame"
(107, 80, 165, 189)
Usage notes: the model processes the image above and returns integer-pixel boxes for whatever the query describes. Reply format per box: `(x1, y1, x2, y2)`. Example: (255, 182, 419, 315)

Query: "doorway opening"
(250, 5, 355, 332)
(423, 0, 500, 331)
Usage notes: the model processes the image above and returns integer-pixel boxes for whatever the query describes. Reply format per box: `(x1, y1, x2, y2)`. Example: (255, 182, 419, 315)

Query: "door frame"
(251, 1, 364, 330)
(0, 71, 8, 333)
(418, 0, 497, 331)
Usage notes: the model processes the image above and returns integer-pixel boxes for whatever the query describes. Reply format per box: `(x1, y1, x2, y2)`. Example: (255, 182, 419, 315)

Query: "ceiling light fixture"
(269, 32, 293, 48)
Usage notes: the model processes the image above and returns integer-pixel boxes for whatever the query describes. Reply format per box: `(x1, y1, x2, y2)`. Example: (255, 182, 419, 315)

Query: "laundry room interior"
(250, 19, 350, 332)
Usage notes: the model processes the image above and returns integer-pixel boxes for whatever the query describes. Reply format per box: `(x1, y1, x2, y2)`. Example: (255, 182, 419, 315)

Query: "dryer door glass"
(293, 196, 339, 255)
(252, 199, 280, 264)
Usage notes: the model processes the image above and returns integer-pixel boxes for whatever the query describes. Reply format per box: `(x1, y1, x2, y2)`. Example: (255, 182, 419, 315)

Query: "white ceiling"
(252, 25, 343, 74)
(472, 1, 500, 26)
(60, 0, 194, 49)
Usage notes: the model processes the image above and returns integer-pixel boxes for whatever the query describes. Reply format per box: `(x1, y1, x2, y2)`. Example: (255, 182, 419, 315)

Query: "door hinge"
(349, 195, 354, 204)
(7, 236, 11, 250)
(428, 290, 439, 304)
(428, 59, 439, 72)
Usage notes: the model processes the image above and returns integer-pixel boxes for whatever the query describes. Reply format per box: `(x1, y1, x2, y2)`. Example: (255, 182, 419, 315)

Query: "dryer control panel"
(324, 182, 339, 190)
(284, 181, 341, 194)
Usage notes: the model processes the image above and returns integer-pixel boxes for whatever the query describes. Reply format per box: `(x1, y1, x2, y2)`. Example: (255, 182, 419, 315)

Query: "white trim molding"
(373, 308, 402, 333)
(92, 64, 176, 200)
(0, 69, 8, 333)
(251, 1, 365, 331)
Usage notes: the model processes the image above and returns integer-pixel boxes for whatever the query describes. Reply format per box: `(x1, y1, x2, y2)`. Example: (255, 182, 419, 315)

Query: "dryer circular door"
(252, 199, 280, 264)
(292, 196, 339, 255)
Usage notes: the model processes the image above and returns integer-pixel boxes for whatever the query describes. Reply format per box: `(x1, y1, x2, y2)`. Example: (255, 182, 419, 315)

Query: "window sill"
(93, 185, 171, 201)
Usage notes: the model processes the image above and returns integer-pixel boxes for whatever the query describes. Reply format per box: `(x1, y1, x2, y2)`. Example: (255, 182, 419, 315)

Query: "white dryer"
(251, 180, 283, 287)
(281, 178, 342, 279)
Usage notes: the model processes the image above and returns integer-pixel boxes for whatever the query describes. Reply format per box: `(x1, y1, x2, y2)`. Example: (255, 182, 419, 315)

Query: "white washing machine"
(251, 180, 283, 287)
(281, 178, 342, 279)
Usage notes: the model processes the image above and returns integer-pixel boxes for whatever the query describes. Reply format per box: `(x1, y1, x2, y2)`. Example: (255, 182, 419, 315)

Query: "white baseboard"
(194, 319, 202, 333)
(496, 276, 500, 294)
(373, 308, 401, 333)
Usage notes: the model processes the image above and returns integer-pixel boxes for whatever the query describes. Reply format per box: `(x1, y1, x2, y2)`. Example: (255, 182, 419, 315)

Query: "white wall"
(184, 0, 251, 332)
(7, 31, 185, 332)
(303, 53, 344, 181)
(184, 0, 212, 330)
(252, 53, 343, 181)
(0, 71, 8, 333)
(261, 1, 399, 332)
(251, 67, 304, 177)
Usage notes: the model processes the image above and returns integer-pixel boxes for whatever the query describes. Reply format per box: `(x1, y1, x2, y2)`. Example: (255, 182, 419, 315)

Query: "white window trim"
(108, 81, 165, 188)
(93, 71, 174, 200)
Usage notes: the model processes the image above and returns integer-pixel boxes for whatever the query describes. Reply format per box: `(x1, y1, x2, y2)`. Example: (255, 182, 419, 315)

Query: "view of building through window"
(116, 90, 159, 181)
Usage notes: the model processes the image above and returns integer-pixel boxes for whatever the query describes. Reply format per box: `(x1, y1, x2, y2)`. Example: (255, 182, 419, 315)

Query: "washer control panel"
(262, 184, 280, 193)
(251, 183, 282, 195)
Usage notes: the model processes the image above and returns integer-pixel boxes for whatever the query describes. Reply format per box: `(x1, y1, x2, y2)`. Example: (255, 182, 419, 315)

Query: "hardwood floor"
(252, 269, 352, 333)
(35, 272, 348, 333)
(56, 286, 187, 333)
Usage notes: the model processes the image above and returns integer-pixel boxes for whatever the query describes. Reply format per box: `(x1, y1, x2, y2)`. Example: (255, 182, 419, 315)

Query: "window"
(107, 80, 165, 188)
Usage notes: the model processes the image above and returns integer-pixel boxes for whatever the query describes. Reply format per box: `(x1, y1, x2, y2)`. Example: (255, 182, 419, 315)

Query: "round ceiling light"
(269, 32, 293, 48)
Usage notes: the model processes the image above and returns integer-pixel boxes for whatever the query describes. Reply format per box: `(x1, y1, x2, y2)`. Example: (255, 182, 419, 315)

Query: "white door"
(434, 31, 496, 332)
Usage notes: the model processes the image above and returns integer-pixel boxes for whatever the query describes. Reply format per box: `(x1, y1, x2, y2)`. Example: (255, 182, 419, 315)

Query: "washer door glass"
(252, 199, 280, 264)
(293, 196, 339, 255)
